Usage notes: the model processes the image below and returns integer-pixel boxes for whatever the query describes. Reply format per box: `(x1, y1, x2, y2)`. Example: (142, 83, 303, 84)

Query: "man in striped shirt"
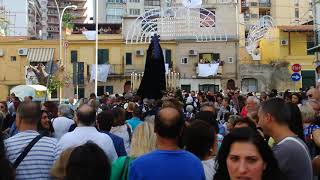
(5, 102, 57, 180)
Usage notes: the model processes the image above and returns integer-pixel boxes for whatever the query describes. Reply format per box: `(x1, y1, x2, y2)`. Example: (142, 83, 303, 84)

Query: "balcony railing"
(259, 2, 271, 7)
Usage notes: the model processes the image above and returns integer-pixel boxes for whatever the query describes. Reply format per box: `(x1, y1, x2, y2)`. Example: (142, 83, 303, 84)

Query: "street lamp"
(59, 5, 77, 63)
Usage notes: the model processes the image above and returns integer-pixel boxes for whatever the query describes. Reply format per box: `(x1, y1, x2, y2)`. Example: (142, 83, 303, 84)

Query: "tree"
(62, 12, 75, 30)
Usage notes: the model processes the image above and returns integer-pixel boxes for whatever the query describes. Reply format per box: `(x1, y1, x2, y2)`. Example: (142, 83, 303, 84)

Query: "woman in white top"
(110, 107, 132, 153)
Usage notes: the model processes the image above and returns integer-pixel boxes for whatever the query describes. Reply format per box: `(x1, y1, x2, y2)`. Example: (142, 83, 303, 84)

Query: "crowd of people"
(0, 87, 320, 180)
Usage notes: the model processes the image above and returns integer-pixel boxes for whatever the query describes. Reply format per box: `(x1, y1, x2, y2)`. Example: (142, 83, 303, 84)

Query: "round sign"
(291, 72, 301, 82)
(63, 41, 69, 48)
(291, 64, 301, 72)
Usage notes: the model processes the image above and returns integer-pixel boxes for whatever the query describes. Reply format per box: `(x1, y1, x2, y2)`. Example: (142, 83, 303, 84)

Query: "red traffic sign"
(63, 41, 69, 48)
(292, 64, 301, 72)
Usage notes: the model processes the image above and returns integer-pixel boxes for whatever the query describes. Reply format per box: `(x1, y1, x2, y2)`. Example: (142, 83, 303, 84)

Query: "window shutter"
(71, 50, 77, 63)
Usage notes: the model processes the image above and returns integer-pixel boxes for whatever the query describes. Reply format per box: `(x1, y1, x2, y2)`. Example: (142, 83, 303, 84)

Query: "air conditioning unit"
(309, 10, 313, 18)
(136, 50, 144, 56)
(0, 49, 4, 57)
(189, 50, 198, 56)
(18, 48, 28, 56)
(280, 39, 289, 46)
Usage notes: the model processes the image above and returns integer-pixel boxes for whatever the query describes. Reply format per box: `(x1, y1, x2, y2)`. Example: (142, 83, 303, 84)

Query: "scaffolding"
(0, 0, 16, 36)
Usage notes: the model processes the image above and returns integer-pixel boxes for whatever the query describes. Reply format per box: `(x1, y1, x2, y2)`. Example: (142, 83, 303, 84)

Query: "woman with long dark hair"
(214, 128, 284, 180)
(37, 110, 54, 137)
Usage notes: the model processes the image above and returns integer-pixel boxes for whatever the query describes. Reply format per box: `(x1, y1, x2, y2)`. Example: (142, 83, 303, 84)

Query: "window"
(251, 14, 259, 19)
(73, 62, 84, 85)
(107, 0, 123, 3)
(106, 86, 114, 94)
(241, 78, 258, 92)
(199, 53, 220, 63)
(98, 49, 109, 64)
(126, 52, 132, 65)
(144, 0, 160, 6)
(10, 56, 16, 61)
(302, 71, 315, 90)
(129, 9, 140, 15)
(106, 8, 124, 16)
(51, 89, 58, 98)
(227, 57, 234, 63)
(181, 57, 188, 64)
(74, 87, 85, 99)
(250, 2, 258, 6)
(199, 84, 219, 93)
(181, 84, 191, 92)
(295, 8, 299, 18)
(71, 50, 77, 63)
(307, 35, 315, 55)
(164, 49, 172, 68)
(129, 0, 140, 3)
(200, 9, 215, 27)
(97, 86, 104, 96)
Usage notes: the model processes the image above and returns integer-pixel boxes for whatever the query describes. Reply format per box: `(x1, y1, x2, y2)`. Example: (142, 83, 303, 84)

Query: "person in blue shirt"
(97, 110, 127, 157)
(129, 107, 205, 180)
(126, 104, 143, 131)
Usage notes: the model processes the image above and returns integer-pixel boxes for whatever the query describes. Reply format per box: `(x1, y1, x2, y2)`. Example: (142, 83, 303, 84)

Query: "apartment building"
(47, 0, 88, 39)
(2, 0, 43, 38)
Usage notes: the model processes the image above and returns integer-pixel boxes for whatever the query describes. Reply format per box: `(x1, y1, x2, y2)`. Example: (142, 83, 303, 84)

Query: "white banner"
(91, 64, 110, 82)
(198, 63, 219, 77)
(82, 31, 96, 40)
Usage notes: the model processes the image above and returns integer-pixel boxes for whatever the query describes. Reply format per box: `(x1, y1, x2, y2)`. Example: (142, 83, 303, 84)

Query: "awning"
(27, 48, 55, 62)
(278, 25, 314, 32)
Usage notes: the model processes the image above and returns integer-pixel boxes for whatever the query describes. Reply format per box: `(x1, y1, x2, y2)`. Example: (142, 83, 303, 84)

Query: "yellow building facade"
(239, 25, 316, 92)
(0, 34, 177, 100)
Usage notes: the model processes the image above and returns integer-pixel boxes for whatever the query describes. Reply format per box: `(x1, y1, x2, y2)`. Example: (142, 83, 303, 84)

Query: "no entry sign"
(291, 64, 301, 72)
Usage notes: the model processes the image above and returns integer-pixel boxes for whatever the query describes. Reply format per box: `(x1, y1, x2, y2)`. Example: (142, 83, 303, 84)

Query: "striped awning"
(27, 48, 55, 62)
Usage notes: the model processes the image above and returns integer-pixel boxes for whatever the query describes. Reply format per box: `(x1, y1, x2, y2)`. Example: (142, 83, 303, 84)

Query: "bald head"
(155, 107, 184, 139)
(17, 102, 41, 125)
(76, 104, 96, 126)
(307, 88, 320, 100)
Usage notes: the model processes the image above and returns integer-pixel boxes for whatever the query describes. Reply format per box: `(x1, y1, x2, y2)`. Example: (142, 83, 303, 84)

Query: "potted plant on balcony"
(62, 12, 75, 35)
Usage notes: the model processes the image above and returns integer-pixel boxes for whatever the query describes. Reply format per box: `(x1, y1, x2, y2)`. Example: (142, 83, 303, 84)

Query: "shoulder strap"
(126, 124, 132, 143)
(13, 134, 44, 169)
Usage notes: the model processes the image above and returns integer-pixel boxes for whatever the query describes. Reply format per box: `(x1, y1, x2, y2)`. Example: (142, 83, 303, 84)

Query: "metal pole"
(54, 0, 61, 60)
(45, 60, 54, 102)
(95, 0, 99, 95)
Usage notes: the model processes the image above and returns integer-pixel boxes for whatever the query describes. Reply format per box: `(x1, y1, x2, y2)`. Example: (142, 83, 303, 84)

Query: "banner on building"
(198, 63, 219, 77)
(90, 64, 110, 82)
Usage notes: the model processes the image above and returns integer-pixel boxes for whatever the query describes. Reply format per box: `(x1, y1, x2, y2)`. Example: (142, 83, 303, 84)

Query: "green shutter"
(98, 49, 109, 64)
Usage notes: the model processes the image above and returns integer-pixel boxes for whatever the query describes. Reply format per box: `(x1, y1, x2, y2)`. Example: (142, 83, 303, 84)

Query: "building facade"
(47, 0, 88, 39)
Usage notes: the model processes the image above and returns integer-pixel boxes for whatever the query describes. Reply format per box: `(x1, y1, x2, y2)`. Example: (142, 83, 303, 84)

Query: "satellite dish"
(45, 61, 59, 74)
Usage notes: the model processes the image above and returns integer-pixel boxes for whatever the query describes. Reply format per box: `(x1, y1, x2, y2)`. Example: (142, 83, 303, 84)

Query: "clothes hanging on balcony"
(198, 63, 219, 77)
(90, 64, 110, 82)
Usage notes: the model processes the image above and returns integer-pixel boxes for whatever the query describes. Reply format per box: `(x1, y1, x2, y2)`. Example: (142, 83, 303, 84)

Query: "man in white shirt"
(55, 104, 118, 162)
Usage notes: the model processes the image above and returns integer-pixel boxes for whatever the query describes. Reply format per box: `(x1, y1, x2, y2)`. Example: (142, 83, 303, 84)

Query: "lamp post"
(59, 5, 77, 63)
(58, 5, 77, 103)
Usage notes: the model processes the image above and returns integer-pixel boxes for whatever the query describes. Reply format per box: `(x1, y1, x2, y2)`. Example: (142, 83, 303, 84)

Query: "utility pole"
(313, 0, 320, 83)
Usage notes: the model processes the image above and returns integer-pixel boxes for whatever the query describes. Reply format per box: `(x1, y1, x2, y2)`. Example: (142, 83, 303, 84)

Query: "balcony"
(241, 2, 249, 8)
(196, 63, 222, 78)
(109, 64, 124, 76)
